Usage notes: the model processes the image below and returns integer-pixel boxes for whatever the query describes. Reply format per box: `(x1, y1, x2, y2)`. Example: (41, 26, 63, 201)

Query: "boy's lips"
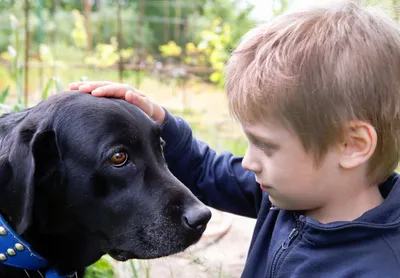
(256, 179, 272, 190)
(260, 184, 272, 191)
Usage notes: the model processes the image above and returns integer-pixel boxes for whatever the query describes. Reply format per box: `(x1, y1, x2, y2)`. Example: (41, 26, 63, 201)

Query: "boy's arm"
(161, 108, 263, 218)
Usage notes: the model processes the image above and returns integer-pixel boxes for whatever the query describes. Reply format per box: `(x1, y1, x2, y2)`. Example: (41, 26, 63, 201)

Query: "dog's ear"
(0, 120, 60, 234)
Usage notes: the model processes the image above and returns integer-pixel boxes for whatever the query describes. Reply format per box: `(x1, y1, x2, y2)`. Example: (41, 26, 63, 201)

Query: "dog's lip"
(108, 249, 135, 261)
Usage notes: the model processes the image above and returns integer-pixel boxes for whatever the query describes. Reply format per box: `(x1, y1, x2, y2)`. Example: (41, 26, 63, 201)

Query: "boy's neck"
(305, 184, 384, 224)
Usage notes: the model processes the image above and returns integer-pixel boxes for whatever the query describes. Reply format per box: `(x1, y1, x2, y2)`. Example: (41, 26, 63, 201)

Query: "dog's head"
(0, 91, 211, 271)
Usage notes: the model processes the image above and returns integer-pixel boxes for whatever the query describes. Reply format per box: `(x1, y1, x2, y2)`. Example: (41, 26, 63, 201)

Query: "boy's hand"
(68, 81, 166, 124)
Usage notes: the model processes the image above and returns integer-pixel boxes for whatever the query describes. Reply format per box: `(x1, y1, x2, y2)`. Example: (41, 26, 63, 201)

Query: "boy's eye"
(256, 143, 268, 151)
(255, 142, 276, 156)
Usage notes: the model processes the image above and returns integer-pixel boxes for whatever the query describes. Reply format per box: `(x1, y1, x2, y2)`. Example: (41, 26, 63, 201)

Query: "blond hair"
(226, 1, 400, 183)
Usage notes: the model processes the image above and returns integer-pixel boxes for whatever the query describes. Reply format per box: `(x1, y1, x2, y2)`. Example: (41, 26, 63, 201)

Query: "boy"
(69, 1, 400, 277)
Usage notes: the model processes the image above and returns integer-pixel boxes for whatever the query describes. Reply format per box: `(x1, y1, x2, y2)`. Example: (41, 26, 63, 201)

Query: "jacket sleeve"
(160, 109, 263, 218)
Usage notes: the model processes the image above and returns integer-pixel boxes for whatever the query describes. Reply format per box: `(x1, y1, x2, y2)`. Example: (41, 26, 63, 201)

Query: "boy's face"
(242, 120, 342, 211)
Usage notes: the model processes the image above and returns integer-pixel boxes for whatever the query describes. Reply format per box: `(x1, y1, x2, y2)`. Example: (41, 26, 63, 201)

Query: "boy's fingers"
(77, 81, 113, 92)
(132, 89, 146, 97)
(125, 90, 137, 104)
(68, 82, 86, 90)
(69, 81, 112, 91)
(91, 84, 132, 98)
(126, 91, 153, 116)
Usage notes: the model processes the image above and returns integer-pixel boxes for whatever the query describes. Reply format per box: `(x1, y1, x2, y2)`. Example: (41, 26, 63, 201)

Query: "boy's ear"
(339, 121, 377, 169)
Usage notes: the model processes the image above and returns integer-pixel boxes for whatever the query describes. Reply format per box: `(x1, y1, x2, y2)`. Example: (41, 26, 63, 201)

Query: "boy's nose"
(242, 148, 262, 173)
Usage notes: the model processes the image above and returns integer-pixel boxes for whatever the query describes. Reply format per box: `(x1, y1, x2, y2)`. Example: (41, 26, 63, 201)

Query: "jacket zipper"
(269, 213, 302, 278)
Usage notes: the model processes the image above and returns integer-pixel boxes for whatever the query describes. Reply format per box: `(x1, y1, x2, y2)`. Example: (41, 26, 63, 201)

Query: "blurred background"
(0, 0, 398, 277)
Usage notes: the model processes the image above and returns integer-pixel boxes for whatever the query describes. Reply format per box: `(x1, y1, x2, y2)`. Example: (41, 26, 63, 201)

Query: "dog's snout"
(182, 205, 212, 233)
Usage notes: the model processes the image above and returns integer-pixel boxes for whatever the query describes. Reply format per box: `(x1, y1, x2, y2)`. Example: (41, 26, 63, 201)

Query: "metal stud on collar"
(6, 248, 16, 256)
(15, 243, 24, 251)
(0, 226, 6, 236)
(0, 253, 6, 261)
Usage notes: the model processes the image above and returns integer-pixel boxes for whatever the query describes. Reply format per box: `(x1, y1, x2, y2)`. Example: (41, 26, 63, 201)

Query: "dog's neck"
(0, 200, 104, 276)
(23, 227, 104, 273)
(0, 110, 105, 275)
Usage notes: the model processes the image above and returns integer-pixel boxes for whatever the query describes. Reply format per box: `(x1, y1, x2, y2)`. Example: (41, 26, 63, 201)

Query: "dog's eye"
(110, 152, 128, 167)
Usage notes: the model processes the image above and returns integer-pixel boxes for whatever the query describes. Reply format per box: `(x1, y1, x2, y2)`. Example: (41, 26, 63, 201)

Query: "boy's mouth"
(260, 184, 272, 191)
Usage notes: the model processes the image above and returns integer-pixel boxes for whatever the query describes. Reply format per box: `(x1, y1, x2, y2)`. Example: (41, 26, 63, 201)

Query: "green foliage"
(71, 9, 88, 50)
(0, 3, 155, 53)
(142, 0, 209, 49)
(129, 260, 152, 278)
(272, 0, 289, 17)
(188, 0, 255, 47)
(41, 76, 63, 99)
(84, 256, 114, 278)
(0, 14, 24, 110)
(84, 37, 135, 68)
(0, 86, 9, 103)
(199, 19, 232, 87)
(159, 41, 182, 57)
(0, 12, 63, 110)
(166, 0, 256, 86)
(89, 3, 155, 50)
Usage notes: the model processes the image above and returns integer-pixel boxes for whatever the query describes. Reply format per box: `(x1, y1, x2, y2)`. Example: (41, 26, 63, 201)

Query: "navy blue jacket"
(160, 109, 400, 278)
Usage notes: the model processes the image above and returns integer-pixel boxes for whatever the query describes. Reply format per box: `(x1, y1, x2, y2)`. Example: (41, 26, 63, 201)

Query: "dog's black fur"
(0, 91, 211, 278)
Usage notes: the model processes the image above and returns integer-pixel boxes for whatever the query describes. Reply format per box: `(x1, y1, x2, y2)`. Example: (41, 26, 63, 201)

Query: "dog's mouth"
(108, 249, 136, 261)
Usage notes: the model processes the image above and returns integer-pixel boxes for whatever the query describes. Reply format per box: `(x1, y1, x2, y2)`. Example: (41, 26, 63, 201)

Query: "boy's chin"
(268, 195, 283, 209)
(268, 195, 303, 211)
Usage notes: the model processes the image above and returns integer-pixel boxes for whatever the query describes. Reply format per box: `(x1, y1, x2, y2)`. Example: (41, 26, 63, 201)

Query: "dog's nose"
(182, 205, 212, 233)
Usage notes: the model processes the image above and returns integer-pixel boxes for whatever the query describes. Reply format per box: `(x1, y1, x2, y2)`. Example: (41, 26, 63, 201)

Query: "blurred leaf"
(130, 260, 139, 278)
(42, 77, 53, 99)
(210, 71, 222, 83)
(39, 44, 54, 63)
(0, 86, 9, 104)
(53, 76, 63, 92)
(84, 256, 114, 278)
(159, 41, 182, 57)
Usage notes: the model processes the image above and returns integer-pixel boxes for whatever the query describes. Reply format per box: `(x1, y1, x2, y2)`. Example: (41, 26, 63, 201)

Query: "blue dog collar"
(0, 214, 76, 278)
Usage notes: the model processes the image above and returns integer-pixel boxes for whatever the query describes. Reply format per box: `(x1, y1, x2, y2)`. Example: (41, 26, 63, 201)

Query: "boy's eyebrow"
(244, 131, 281, 149)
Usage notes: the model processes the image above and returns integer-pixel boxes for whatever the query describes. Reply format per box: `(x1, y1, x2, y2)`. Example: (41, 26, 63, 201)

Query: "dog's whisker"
(36, 270, 45, 278)
(24, 270, 31, 278)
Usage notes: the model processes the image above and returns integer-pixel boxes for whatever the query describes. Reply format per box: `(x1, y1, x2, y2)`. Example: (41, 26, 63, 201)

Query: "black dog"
(0, 91, 211, 278)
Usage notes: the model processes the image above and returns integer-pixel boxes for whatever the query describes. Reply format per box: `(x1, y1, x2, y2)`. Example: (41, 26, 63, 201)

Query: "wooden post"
(51, 0, 57, 15)
(38, 0, 44, 92)
(135, 0, 144, 89)
(117, 0, 123, 82)
(83, 0, 92, 51)
(95, 0, 100, 11)
(24, 0, 30, 107)
(174, 0, 181, 43)
(164, 0, 170, 43)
